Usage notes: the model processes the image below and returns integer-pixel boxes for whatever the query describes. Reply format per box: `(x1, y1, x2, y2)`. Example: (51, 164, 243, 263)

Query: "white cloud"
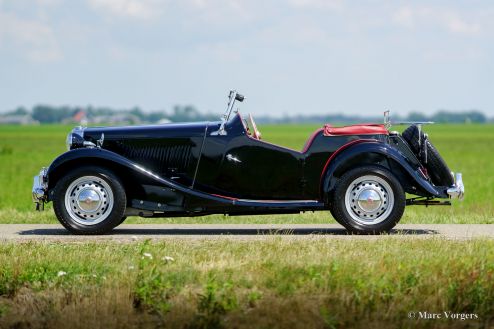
(444, 13, 481, 36)
(35, 0, 61, 6)
(88, 0, 164, 19)
(392, 6, 415, 28)
(392, 5, 482, 37)
(0, 11, 62, 62)
(289, 0, 343, 10)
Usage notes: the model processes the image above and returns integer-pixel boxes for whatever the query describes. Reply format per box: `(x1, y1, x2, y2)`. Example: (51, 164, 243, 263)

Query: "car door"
(194, 115, 305, 200)
(217, 137, 304, 199)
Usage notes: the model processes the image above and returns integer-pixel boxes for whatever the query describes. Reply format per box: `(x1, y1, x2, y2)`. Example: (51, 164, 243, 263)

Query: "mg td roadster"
(33, 90, 464, 234)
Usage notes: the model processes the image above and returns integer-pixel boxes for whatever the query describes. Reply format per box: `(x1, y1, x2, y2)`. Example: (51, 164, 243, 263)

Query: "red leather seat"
(323, 124, 388, 136)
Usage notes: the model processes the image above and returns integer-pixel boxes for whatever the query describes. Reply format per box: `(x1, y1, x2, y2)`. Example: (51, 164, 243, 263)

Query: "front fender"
(47, 148, 170, 191)
(47, 148, 201, 196)
(321, 140, 448, 199)
(46, 148, 250, 207)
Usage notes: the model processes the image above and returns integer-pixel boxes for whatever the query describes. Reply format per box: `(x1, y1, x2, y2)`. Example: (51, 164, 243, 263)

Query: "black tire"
(329, 207, 346, 227)
(326, 190, 346, 226)
(331, 166, 406, 234)
(402, 125, 454, 186)
(53, 166, 127, 235)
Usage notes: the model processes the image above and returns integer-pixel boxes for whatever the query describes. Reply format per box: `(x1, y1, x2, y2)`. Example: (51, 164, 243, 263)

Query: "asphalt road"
(0, 224, 493, 242)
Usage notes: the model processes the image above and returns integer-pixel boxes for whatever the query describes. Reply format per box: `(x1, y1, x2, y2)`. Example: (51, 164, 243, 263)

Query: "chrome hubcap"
(345, 175, 394, 225)
(357, 189, 382, 212)
(64, 176, 114, 226)
(77, 189, 102, 212)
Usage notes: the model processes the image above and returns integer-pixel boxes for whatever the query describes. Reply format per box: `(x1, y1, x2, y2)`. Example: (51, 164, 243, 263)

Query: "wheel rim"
(344, 175, 394, 226)
(64, 176, 114, 226)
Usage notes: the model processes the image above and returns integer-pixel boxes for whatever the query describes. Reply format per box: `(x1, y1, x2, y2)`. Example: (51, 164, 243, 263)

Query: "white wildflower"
(162, 256, 175, 263)
(128, 265, 135, 270)
(57, 271, 67, 277)
(143, 252, 153, 259)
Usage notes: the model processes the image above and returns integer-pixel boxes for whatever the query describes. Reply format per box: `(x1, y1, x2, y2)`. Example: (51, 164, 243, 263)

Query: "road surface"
(0, 224, 493, 242)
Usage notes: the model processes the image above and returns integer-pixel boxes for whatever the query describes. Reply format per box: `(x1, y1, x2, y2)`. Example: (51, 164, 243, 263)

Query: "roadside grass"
(0, 123, 493, 224)
(0, 238, 493, 329)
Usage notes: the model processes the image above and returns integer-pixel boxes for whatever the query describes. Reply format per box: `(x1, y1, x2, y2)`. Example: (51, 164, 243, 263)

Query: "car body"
(33, 91, 464, 234)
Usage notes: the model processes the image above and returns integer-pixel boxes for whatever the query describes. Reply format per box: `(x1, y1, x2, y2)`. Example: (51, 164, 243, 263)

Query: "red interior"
(323, 124, 388, 136)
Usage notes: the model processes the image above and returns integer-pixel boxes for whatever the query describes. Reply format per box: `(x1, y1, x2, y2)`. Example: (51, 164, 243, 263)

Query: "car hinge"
(300, 157, 307, 194)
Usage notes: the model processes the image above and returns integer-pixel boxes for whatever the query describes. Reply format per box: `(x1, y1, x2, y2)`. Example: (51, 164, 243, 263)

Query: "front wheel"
(331, 166, 405, 234)
(53, 166, 127, 234)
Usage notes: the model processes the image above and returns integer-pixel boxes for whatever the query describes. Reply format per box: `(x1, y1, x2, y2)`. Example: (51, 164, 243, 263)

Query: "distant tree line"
(4, 105, 219, 124)
(257, 110, 489, 124)
(2, 106, 490, 124)
(404, 110, 487, 124)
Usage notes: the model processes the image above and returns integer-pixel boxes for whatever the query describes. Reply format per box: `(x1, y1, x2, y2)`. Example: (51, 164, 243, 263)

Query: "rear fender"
(320, 141, 448, 200)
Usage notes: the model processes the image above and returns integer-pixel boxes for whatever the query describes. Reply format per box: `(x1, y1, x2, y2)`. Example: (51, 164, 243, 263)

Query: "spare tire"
(402, 125, 454, 187)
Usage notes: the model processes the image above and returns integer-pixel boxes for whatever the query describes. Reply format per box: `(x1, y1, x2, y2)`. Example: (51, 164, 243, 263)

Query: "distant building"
(73, 110, 88, 126)
(157, 118, 171, 124)
(0, 114, 39, 125)
(89, 114, 142, 126)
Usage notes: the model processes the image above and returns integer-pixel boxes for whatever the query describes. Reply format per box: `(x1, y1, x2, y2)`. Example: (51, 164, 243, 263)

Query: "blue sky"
(1, 0, 493, 117)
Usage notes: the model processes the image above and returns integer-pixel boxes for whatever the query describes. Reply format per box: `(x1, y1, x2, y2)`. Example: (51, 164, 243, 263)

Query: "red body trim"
(211, 193, 238, 201)
(323, 124, 388, 136)
(211, 193, 317, 203)
(301, 128, 324, 153)
(319, 139, 379, 188)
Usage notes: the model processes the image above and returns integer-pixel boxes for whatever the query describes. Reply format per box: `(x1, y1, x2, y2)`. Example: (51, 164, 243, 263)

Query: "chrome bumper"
(32, 167, 48, 211)
(447, 172, 464, 200)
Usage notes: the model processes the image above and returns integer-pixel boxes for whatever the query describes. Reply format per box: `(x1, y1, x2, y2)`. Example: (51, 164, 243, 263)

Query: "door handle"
(226, 154, 242, 163)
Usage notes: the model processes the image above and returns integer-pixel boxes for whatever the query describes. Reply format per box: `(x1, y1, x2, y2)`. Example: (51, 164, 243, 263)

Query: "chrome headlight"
(66, 132, 73, 150)
(66, 126, 85, 150)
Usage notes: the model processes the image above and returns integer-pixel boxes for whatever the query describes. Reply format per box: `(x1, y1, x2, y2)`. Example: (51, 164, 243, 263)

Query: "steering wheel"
(248, 113, 261, 140)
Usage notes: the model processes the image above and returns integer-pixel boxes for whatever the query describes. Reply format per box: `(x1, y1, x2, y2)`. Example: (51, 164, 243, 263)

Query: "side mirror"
(235, 94, 245, 102)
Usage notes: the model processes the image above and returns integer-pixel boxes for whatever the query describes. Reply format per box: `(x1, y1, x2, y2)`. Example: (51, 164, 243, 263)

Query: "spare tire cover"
(402, 125, 454, 187)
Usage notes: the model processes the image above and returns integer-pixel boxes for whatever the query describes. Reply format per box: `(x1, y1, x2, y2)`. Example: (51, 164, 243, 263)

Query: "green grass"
(0, 123, 493, 224)
(0, 238, 493, 328)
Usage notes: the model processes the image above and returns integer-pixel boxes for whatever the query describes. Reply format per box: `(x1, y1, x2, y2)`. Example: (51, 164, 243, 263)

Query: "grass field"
(0, 123, 493, 224)
(1, 124, 494, 328)
(0, 238, 493, 328)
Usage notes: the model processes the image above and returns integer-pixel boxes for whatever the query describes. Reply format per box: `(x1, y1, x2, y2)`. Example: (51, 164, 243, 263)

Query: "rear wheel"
(331, 166, 405, 234)
(53, 166, 126, 234)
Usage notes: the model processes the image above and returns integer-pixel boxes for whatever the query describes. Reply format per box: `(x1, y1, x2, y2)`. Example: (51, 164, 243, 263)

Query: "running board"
(131, 198, 325, 213)
(233, 199, 324, 209)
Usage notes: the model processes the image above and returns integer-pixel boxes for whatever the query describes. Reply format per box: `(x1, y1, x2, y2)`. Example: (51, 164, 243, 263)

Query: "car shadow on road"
(18, 227, 438, 236)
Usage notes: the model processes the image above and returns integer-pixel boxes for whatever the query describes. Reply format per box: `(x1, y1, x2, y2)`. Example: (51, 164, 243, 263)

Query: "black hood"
(83, 121, 214, 144)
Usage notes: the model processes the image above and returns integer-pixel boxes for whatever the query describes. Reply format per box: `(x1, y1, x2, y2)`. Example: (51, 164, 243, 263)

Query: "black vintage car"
(33, 91, 464, 234)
